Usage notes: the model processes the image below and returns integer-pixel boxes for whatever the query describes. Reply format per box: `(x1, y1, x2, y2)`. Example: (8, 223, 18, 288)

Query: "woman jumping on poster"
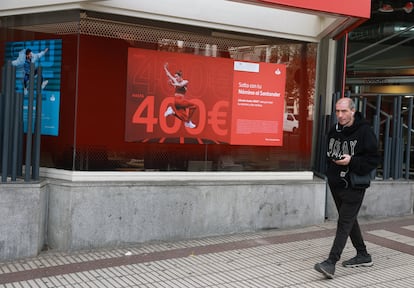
(163, 62, 197, 129)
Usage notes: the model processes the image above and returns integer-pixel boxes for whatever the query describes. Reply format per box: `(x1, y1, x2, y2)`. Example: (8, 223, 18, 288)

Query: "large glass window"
(1, 11, 317, 172)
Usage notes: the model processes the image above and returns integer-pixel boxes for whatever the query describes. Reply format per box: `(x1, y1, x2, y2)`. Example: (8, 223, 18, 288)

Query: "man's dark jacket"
(326, 111, 380, 189)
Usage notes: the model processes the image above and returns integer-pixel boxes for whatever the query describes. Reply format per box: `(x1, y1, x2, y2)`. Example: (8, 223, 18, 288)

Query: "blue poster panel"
(4, 39, 62, 136)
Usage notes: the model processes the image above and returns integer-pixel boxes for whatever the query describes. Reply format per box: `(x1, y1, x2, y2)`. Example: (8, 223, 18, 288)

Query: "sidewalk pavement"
(1, 215, 414, 287)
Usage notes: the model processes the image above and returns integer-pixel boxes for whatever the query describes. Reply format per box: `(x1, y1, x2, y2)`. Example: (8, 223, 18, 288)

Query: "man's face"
(335, 99, 354, 127)
(26, 52, 32, 60)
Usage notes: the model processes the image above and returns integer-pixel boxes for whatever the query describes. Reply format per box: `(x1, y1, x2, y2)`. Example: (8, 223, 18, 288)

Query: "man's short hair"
(25, 49, 32, 56)
(338, 97, 355, 110)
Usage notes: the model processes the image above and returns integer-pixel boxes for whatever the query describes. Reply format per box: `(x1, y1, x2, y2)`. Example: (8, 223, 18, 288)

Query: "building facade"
(1, 1, 413, 261)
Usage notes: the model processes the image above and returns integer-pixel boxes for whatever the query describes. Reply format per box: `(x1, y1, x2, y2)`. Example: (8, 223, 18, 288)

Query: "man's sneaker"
(342, 254, 373, 268)
(164, 106, 174, 117)
(41, 80, 48, 89)
(378, 4, 394, 12)
(403, 1, 413, 13)
(184, 121, 196, 129)
(314, 260, 335, 279)
(24, 88, 28, 95)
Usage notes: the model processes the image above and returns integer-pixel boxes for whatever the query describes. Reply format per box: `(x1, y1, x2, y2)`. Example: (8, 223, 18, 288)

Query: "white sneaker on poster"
(164, 106, 174, 117)
(185, 121, 196, 129)
(41, 80, 48, 89)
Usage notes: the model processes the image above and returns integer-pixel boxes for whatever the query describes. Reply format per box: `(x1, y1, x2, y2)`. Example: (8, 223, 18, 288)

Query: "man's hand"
(334, 154, 351, 166)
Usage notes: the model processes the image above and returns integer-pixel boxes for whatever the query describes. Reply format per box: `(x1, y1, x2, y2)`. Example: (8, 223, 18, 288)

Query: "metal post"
(32, 67, 43, 180)
(10, 65, 20, 181)
(361, 97, 367, 118)
(405, 97, 413, 179)
(12, 91, 23, 179)
(0, 66, 5, 172)
(393, 96, 402, 179)
(1, 62, 12, 182)
(24, 63, 35, 181)
(391, 98, 398, 179)
(374, 95, 381, 140)
(384, 116, 391, 179)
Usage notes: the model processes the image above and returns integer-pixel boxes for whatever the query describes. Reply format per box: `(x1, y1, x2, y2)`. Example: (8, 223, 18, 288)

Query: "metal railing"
(0, 61, 43, 182)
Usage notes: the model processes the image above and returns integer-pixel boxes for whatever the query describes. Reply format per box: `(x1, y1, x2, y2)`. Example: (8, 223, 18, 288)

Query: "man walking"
(314, 97, 380, 279)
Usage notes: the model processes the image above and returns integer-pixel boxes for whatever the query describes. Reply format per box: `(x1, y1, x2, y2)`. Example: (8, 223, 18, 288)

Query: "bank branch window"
(0, 12, 317, 172)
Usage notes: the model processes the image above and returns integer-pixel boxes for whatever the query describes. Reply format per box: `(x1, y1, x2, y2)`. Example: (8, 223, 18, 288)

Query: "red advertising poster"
(230, 62, 285, 146)
(125, 48, 234, 144)
(125, 48, 286, 146)
(258, 0, 371, 18)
